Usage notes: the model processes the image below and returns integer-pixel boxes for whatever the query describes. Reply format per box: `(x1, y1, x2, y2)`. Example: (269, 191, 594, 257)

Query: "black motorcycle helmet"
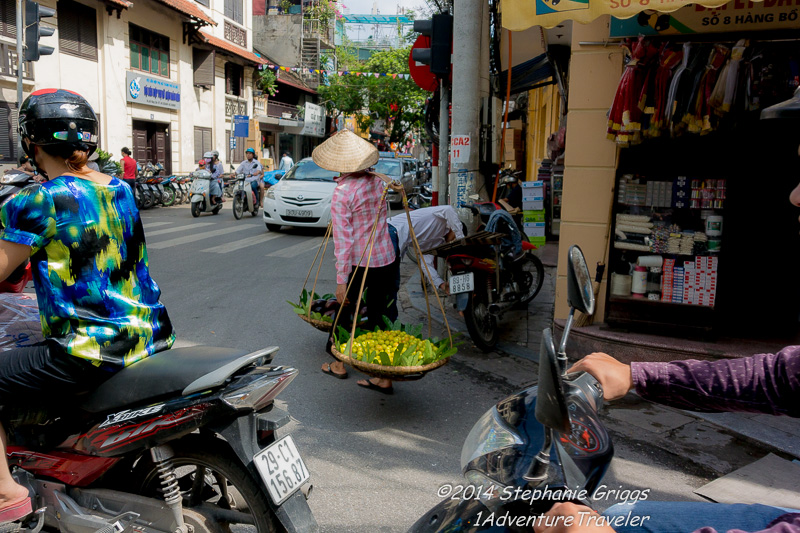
(18, 89, 98, 165)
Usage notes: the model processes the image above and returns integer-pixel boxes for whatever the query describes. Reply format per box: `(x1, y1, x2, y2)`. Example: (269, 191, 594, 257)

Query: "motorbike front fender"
(455, 292, 470, 312)
(191, 194, 205, 203)
(409, 497, 507, 532)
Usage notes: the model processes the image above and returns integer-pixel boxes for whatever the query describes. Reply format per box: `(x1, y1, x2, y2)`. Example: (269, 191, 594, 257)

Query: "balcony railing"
(225, 95, 248, 118)
(253, 95, 268, 115)
(266, 100, 301, 120)
(302, 19, 334, 47)
(0, 42, 33, 80)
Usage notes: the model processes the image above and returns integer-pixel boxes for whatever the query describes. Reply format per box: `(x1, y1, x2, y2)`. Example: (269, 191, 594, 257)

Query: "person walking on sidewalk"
(120, 147, 136, 190)
(533, 88, 800, 533)
(279, 152, 294, 171)
(314, 130, 401, 394)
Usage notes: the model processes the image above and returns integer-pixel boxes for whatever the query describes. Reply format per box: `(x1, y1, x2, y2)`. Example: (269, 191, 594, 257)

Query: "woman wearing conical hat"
(315, 130, 401, 393)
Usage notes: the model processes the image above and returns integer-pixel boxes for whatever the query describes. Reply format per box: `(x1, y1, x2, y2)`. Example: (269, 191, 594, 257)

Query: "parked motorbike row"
(134, 163, 194, 210)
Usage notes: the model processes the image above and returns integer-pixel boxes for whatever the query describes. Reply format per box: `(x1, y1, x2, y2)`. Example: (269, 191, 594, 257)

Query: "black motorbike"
(0, 170, 37, 207)
(410, 246, 611, 532)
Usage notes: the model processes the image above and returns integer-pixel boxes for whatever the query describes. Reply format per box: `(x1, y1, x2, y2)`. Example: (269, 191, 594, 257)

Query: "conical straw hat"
(312, 129, 379, 173)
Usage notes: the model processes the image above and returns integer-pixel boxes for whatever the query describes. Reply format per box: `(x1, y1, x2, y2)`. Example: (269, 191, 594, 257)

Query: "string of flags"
(259, 63, 412, 80)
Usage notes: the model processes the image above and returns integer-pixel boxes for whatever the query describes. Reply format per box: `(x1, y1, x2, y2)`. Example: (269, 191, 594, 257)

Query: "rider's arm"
(631, 347, 800, 417)
(0, 184, 55, 280)
(421, 253, 444, 289)
(0, 241, 31, 282)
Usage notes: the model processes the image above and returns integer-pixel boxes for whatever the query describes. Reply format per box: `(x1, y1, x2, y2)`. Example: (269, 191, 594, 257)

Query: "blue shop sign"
(126, 71, 181, 110)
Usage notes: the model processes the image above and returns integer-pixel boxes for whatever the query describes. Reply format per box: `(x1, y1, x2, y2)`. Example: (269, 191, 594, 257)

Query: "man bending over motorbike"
(532, 89, 800, 533)
(0, 89, 175, 523)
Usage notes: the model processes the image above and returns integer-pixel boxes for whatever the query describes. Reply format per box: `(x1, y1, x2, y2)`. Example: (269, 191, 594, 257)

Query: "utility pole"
(437, 81, 449, 205)
(449, 0, 482, 223)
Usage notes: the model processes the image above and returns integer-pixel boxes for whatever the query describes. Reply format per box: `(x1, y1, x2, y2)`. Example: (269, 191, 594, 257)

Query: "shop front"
(500, 0, 800, 344)
(125, 71, 180, 174)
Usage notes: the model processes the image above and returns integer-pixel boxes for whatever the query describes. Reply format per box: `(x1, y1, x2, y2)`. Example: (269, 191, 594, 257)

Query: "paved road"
(141, 204, 711, 533)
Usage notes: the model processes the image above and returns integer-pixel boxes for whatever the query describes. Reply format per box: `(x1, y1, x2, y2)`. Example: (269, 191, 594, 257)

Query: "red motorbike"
(4, 346, 318, 533)
(438, 203, 545, 351)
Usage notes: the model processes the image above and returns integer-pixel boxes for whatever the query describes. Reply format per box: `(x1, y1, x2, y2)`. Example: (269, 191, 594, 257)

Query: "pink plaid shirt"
(331, 172, 396, 284)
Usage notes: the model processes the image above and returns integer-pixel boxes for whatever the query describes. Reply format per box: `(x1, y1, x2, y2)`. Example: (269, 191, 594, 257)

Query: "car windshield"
(283, 160, 339, 182)
(373, 160, 402, 176)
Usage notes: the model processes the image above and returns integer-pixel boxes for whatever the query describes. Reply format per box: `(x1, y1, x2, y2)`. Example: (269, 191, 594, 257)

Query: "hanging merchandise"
(644, 45, 684, 138)
(686, 44, 730, 134)
(607, 37, 660, 145)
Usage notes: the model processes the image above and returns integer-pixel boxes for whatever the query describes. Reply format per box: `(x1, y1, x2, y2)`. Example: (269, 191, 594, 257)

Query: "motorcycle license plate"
(285, 209, 312, 217)
(253, 435, 310, 505)
(449, 272, 474, 294)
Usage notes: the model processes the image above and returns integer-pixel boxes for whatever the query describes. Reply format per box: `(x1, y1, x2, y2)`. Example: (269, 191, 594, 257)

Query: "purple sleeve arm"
(631, 346, 800, 417)
(694, 513, 800, 533)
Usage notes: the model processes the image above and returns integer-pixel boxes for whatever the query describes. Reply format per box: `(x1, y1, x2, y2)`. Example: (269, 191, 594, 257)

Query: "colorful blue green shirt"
(0, 175, 175, 369)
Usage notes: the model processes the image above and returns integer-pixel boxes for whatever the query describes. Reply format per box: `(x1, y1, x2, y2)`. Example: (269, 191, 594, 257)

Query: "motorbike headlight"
(266, 188, 276, 200)
(464, 470, 510, 511)
(460, 406, 523, 470)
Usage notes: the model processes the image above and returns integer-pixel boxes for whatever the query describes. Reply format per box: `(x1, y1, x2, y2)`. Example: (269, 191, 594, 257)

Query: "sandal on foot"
(0, 497, 32, 524)
(357, 380, 394, 395)
(321, 363, 348, 380)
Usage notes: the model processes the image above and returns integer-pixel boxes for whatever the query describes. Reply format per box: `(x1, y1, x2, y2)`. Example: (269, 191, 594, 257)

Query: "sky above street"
(342, 0, 427, 14)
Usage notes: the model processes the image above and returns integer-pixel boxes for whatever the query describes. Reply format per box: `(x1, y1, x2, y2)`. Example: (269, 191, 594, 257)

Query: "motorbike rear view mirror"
(567, 245, 595, 316)
(526, 328, 570, 482)
(535, 328, 571, 434)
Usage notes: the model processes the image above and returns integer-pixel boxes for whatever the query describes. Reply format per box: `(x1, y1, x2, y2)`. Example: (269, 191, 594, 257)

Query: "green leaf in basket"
(407, 323, 423, 338)
(291, 307, 305, 316)
(398, 344, 417, 367)
(334, 326, 350, 345)
(420, 341, 437, 365)
(300, 289, 309, 305)
(310, 311, 324, 320)
(378, 351, 392, 366)
(321, 293, 335, 300)
(320, 315, 333, 323)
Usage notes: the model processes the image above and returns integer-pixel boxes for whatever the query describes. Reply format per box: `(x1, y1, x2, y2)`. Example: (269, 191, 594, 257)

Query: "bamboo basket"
(294, 222, 335, 332)
(330, 344, 450, 381)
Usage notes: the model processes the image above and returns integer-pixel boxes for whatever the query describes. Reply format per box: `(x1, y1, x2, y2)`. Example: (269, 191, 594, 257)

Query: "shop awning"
(500, 0, 749, 30)
(105, 0, 132, 9)
(198, 32, 268, 65)
(154, 0, 215, 26)
(499, 53, 554, 95)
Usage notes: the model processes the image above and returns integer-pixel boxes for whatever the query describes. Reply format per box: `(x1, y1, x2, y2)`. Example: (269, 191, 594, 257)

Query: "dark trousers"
(0, 340, 111, 406)
(327, 262, 399, 352)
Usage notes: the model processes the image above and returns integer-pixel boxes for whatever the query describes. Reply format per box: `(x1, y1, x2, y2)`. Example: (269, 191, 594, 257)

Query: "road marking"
(148, 225, 253, 249)
(146, 223, 216, 237)
(142, 221, 171, 229)
(202, 232, 286, 253)
(266, 237, 323, 258)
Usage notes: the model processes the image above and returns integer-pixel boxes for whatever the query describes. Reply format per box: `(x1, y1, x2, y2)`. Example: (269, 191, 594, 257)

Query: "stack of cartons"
(660, 256, 718, 306)
(521, 180, 546, 247)
(503, 129, 524, 170)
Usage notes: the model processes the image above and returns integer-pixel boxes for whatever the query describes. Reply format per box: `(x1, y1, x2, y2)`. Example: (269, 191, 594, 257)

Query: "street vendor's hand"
(438, 282, 450, 295)
(388, 180, 404, 193)
(335, 284, 349, 305)
(567, 352, 633, 401)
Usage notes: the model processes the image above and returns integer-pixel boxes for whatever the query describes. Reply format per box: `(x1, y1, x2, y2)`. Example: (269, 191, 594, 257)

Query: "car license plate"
(449, 272, 474, 294)
(253, 436, 310, 505)
(286, 209, 312, 217)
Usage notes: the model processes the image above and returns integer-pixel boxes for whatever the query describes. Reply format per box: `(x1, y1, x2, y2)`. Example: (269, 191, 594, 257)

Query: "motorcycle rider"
(0, 89, 175, 523)
(204, 150, 224, 205)
(235, 147, 264, 206)
(533, 92, 800, 533)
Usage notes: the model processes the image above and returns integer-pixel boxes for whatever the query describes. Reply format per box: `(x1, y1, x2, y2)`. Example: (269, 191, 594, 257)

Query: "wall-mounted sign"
(610, 0, 800, 37)
(233, 115, 249, 137)
(126, 71, 181, 110)
(300, 102, 326, 138)
(451, 135, 471, 164)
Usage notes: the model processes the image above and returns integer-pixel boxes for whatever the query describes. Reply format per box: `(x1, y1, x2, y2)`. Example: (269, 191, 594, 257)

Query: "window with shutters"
(0, 0, 16, 40)
(224, 0, 243, 25)
(194, 127, 212, 164)
(193, 48, 214, 87)
(130, 24, 169, 78)
(0, 102, 17, 163)
(58, 0, 97, 61)
(225, 63, 243, 97)
(195, 0, 209, 6)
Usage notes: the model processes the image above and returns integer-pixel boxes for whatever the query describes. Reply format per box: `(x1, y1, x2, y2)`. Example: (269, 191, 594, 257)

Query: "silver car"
(374, 158, 416, 207)
(262, 158, 339, 231)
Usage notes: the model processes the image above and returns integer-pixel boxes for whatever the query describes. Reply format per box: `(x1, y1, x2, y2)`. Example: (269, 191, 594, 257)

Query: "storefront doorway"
(132, 120, 171, 174)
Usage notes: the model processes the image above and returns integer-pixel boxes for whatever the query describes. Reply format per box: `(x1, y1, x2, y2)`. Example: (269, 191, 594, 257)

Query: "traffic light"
(412, 13, 453, 76)
(24, 0, 56, 62)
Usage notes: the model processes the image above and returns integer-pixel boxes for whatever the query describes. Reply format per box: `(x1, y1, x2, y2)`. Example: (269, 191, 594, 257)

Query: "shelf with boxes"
(503, 128, 524, 171)
(606, 172, 726, 332)
(521, 180, 546, 247)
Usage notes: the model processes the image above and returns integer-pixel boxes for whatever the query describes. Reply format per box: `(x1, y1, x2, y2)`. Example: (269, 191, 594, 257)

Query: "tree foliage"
(318, 46, 429, 144)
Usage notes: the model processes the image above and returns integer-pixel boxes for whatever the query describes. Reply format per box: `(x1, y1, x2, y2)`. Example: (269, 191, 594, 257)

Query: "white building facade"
(0, 0, 264, 173)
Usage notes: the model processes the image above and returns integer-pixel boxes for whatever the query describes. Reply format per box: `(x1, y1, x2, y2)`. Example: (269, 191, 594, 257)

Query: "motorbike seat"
(79, 346, 251, 413)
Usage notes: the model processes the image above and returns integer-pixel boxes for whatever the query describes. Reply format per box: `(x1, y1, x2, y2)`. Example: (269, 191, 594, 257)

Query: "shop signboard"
(233, 115, 249, 137)
(610, 0, 800, 37)
(125, 71, 180, 110)
(300, 103, 325, 138)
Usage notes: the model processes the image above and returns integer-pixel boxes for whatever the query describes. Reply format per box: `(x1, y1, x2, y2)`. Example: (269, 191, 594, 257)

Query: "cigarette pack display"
(520, 180, 544, 189)
(523, 200, 544, 211)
